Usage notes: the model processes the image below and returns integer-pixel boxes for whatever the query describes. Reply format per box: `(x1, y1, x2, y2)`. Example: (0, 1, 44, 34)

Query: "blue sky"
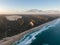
(0, 0, 60, 13)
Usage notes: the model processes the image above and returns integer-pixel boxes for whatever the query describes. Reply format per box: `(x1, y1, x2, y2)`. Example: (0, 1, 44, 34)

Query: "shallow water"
(13, 18, 60, 45)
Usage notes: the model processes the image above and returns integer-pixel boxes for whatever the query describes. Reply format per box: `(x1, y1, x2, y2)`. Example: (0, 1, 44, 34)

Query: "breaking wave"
(13, 18, 60, 45)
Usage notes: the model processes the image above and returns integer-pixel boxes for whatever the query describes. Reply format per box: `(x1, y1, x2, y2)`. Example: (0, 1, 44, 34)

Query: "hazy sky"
(0, 0, 60, 14)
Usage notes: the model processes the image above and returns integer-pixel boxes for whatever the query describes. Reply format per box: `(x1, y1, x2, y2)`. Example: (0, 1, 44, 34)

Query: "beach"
(0, 19, 57, 45)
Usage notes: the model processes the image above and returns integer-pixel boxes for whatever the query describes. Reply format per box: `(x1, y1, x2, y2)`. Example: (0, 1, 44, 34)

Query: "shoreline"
(0, 18, 58, 45)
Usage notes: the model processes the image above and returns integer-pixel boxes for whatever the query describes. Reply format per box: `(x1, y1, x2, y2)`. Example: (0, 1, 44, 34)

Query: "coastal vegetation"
(0, 15, 58, 39)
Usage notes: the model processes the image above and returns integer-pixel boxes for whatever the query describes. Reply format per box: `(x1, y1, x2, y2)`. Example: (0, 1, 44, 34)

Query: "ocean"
(12, 18, 60, 45)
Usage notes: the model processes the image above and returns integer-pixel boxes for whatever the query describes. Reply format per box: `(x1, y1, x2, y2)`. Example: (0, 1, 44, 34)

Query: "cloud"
(0, 8, 22, 14)
(0, 8, 60, 14)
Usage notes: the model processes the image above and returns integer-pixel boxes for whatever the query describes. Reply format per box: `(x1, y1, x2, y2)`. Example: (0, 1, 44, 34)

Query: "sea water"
(13, 18, 60, 45)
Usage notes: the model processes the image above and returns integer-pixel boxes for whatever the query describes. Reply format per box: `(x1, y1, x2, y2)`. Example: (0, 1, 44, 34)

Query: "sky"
(0, 0, 60, 14)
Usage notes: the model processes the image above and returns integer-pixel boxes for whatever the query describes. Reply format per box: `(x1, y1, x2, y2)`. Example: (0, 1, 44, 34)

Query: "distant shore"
(0, 18, 58, 45)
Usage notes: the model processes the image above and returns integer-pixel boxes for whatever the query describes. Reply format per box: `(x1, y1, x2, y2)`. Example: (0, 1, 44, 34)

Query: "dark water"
(12, 18, 60, 45)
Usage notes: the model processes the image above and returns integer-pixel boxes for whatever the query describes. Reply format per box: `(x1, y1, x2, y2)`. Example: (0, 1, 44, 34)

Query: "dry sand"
(0, 19, 57, 45)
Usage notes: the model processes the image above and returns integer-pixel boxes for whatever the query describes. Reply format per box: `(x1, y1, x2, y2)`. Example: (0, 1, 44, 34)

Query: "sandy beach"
(0, 19, 57, 45)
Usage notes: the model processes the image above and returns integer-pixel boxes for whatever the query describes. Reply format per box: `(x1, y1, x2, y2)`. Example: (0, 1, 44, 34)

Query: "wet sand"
(0, 19, 57, 45)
